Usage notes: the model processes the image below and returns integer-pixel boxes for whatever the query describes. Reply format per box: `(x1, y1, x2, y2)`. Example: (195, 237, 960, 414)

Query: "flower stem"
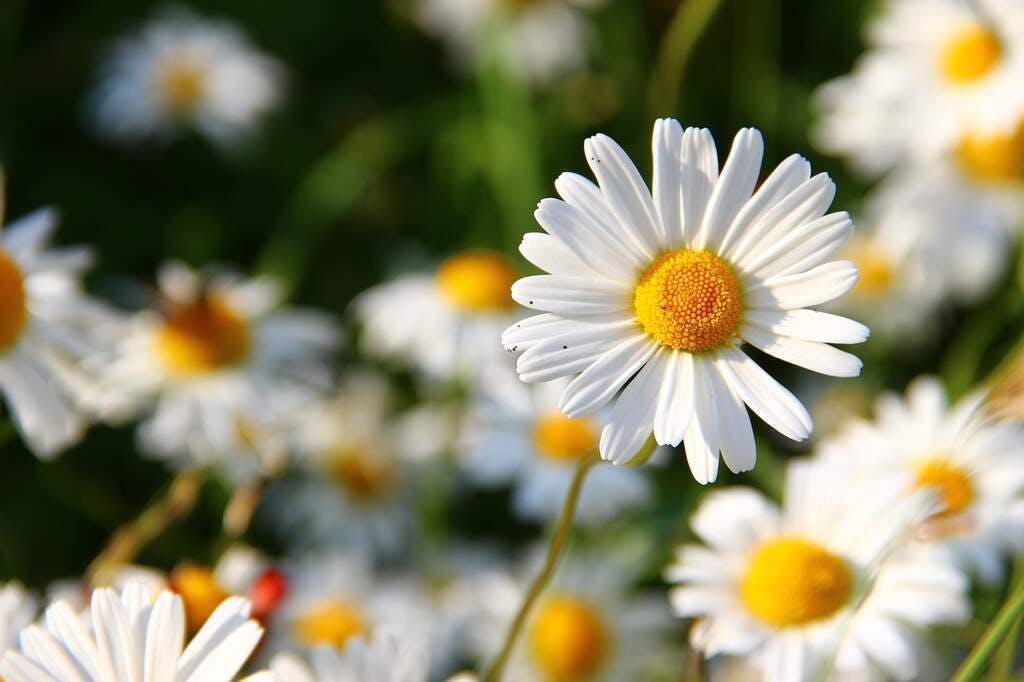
(482, 452, 599, 682)
(649, 0, 727, 117)
(953, 569, 1024, 682)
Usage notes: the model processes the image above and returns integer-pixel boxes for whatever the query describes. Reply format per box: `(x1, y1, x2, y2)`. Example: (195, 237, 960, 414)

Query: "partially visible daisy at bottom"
(666, 459, 969, 682)
(0, 582, 268, 681)
(0, 582, 36, 654)
(459, 372, 652, 524)
(270, 630, 426, 682)
(469, 550, 677, 681)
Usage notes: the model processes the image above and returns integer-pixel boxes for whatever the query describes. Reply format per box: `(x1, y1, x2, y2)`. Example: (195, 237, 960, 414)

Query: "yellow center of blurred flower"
(957, 119, 1024, 185)
(292, 599, 367, 649)
(940, 24, 1002, 84)
(328, 447, 396, 502)
(158, 57, 206, 114)
(914, 458, 975, 518)
(0, 249, 28, 353)
(436, 250, 518, 312)
(634, 249, 743, 352)
(533, 413, 598, 462)
(846, 240, 893, 298)
(740, 538, 853, 628)
(530, 596, 610, 681)
(156, 296, 251, 375)
(171, 564, 230, 634)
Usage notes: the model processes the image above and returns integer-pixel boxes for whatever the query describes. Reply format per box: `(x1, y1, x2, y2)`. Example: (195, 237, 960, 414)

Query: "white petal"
(652, 118, 685, 248)
(518, 232, 595, 278)
(560, 335, 658, 417)
(708, 367, 756, 473)
(747, 212, 853, 279)
(719, 153, 811, 258)
(517, 336, 629, 384)
(682, 360, 721, 484)
(741, 325, 863, 377)
(143, 592, 183, 682)
(502, 312, 631, 352)
(653, 351, 695, 447)
(679, 128, 719, 243)
(0, 652, 60, 682)
(696, 128, 763, 251)
(178, 597, 253, 679)
(585, 134, 662, 256)
(600, 349, 667, 464)
(554, 172, 650, 266)
(745, 260, 859, 310)
(533, 199, 640, 281)
(744, 309, 869, 344)
(511, 275, 630, 315)
(714, 346, 812, 440)
(182, 622, 262, 682)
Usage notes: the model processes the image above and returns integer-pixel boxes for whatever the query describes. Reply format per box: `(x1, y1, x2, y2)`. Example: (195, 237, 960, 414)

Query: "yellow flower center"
(957, 119, 1024, 185)
(740, 538, 853, 628)
(156, 295, 251, 376)
(0, 249, 28, 353)
(327, 447, 396, 502)
(158, 57, 206, 114)
(846, 240, 894, 299)
(914, 458, 975, 518)
(533, 413, 598, 462)
(171, 564, 230, 634)
(436, 250, 518, 312)
(530, 596, 610, 681)
(940, 24, 1002, 84)
(633, 249, 743, 352)
(292, 599, 367, 650)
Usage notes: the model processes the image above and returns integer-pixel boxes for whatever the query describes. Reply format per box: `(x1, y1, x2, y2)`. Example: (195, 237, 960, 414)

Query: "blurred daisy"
(814, 0, 1024, 175)
(0, 583, 35, 654)
(0, 582, 267, 682)
(821, 376, 1024, 584)
(470, 551, 676, 681)
(459, 374, 651, 524)
(415, 0, 600, 83)
(504, 118, 867, 482)
(89, 6, 283, 148)
(270, 630, 426, 682)
(665, 460, 969, 681)
(93, 261, 339, 479)
(356, 250, 521, 384)
(0, 200, 116, 457)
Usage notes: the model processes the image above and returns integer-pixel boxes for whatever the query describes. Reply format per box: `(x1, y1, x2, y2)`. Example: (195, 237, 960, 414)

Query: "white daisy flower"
(415, 0, 600, 83)
(355, 250, 521, 384)
(92, 261, 339, 479)
(665, 459, 969, 682)
(0, 582, 267, 682)
(459, 373, 651, 524)
(814, 0, 1024, 176)
(0, 583, 36, 655)
(820, 376, 1024, 584)
(469, 551, 677, 681)
(504, 119, 867, 482)
(89, 6, 284, 148)
(270, 630, 426, 682)
(0, 199, 117, 457)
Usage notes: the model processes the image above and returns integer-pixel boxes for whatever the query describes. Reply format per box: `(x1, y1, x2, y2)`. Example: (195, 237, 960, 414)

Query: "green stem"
(482, 453, 599, 682)
(989, 557, 1024, 681)
(954, 574, 1024, 682)
(649, 0, 727, 117)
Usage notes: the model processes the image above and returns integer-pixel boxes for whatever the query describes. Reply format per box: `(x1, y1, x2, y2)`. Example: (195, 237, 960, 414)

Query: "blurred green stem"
(482, 452, 599, 682)
(954, 572, 1024, 682)
(650, 0, 727, 117)
(989, 556, 1024, 681)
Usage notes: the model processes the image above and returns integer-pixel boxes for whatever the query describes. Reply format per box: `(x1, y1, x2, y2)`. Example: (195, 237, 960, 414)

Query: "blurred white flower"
(0, 582, 267, 682)
(665, 458, 969, 682)
(821, 376, 1024, 584)
(91, 261, 339, 479)
(270, 630, 427, 682)
(355, 250, 521, 384)
(814, 0, 1024, 176)
(89, 6, 284, 148)
(459, 373, 651, 524)
(0, 583, 35, 655)
(415, 0, 600, 83)
(504, 119, 867, 481)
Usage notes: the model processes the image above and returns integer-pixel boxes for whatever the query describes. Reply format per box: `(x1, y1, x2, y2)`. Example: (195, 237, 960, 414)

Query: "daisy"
(665, 459, 969, 682)
(469, 550, 677, 681)
(355, 250, 521, 384)
(820, 376, 1024, 584)
(459, 373, 652, 524)
(414, 0, 600, 83)
(0, 197, 117, 457)
(0, 583, 36, 655)
(270, 630, 426, 682)
(0, 582, 267, 682)
(813, 0, 1024, 176)
(89, 6, 284, 148)
(91, 261, 339, 479)
(503, 118, 867, 482)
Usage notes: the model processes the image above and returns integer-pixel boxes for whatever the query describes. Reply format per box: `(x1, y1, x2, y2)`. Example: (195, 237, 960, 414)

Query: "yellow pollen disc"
(292, 599, 367, 650)
(633, 249, 743, 352)
(328, 448, 395, 502)
(846, 240, 893, 299)
(533, 413, 598, 463)
(740, 538, 853, 628)
(940, 24, 1002, 84)
(158, 57, 206, 114)
(156, 295, 251, 376)
(914, 458, 975, 518)
(171, 565, 230, 633)
(436, 250, 518, 312)
(530, 596, 610, 681)
(957, 119, 1024, 185)
(0, 249, 28, 352)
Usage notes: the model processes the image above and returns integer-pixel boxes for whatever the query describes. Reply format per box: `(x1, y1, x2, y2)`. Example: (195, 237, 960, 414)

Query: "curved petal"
(719, 154, 811, 258)
(744, 309, 869, 344)
(745, 261, 859, 310)
(652, 118, 685, 248)
(741, 325, 863, 377)
(653, 351, 695, 447)
(560, 334, 658, 418)
(714, 346, 812, 441)
(511, 275, 630, 315)
(696, 128, 764, 252)
(599, 349, 666, 464)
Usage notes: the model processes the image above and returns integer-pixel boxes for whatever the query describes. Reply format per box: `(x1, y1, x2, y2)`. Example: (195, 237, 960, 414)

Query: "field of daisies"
(5, 0, 1024, 680)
